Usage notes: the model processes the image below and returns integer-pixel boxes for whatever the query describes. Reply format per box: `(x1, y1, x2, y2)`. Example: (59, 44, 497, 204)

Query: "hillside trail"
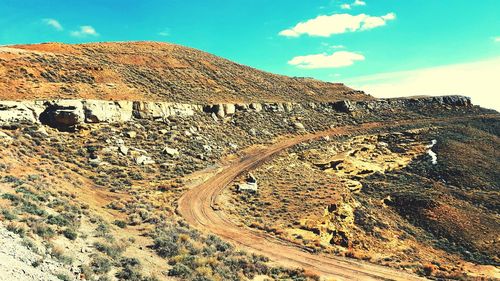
(178, 115, 495, 281)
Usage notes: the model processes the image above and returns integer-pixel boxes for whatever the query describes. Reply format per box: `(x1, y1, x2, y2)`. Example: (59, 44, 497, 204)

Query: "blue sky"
(1, 0, 499, 109)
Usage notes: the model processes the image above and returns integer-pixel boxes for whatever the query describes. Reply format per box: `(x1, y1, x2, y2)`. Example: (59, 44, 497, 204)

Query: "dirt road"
(178, 117, 491, 280)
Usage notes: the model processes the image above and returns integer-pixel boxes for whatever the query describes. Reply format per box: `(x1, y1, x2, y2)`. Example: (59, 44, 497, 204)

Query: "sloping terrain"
(0, 42, 368, 103)
(0, 41, 498, 281)
(223, 117, 499, 280)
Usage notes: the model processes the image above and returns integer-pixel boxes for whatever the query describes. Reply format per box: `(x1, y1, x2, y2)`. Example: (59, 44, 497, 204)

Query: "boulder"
(237, 182, 258, 193)
(293, 122, 305, 130)
(249, 103, 262, 112)
(39, 100, 85, 129)
(126, 131, 137, 138)
(119, 145, 129, 155)
(283, 102, 294, 112)
(331, 100, 357, 113)
(223, 104, 236, 115)
(213, 104, 225, 118)
(136, 155, 155, 165)
(162, 147, 179, 157)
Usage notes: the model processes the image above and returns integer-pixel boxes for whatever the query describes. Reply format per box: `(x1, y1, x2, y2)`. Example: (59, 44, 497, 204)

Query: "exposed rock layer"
(0, 95, 472, 129)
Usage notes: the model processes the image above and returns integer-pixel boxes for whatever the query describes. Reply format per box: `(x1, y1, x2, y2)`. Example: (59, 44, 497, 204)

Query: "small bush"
(91, 256, 112, 274)
(47, 214, 70, 227)
(95, 223, 109, 237)
(113, 220, 127, 228)
(55, 273, 71, 281)
(21, 201, 46, 216)
(1, 209, 17, 220)
(6, 222, 26, 237)
(63, 228, 78, 240)
(168, 263, 192, 278)
(94, 241, 126, 259)
(152, 236, 179, 258)
(33, 224, 55, 239)
(2, 193, 21, 204)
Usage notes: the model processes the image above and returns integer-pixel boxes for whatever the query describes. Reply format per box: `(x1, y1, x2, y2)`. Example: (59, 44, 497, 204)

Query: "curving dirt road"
(178, 117, 493, 280)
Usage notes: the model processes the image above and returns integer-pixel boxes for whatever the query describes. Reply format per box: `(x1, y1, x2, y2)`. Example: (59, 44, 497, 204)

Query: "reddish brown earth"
(0, 42, 369, 103)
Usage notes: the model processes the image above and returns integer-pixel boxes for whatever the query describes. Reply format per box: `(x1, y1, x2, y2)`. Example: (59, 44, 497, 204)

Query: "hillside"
(0, 41, 498, 281)
(0, 42, 368, 103)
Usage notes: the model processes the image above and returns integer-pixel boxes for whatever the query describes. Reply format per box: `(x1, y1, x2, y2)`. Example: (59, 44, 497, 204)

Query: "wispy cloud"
(70, 26, 99, 37)
(288, 51, 365, 69)
(353, 0, 366, 6)
(340, 4, 351, 10)
(279, 12, 396, 37)
(344, 57, 500, 111)
(42, 18, 63, 31)
(340, 0, 366, 10)
(158, 28, 170, 37)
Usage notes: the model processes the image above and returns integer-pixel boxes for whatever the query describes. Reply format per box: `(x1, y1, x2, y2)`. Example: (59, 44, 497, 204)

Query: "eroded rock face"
(132, 101, 199, 119)
(0, 95, 474, 129)
(340, 95, 472, 113)
(84, 100, 133, 123)
(39, 100, 85, 130)
(0, 101, 39, 126)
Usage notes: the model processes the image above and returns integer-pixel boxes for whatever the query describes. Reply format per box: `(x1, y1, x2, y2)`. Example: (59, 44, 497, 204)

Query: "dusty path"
(178, 116, 495, 280)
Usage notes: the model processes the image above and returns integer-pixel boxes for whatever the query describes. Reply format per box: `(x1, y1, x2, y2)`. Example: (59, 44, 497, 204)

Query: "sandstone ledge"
(0, 95, 472, 129)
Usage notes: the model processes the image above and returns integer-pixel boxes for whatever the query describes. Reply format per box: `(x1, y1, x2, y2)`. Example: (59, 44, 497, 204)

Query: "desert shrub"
(168, 263, 192, 278)
(115, 257, 144, 281)
(2, 209, 17, 220)
(94, 241, 126, 259)
(1, 175, 23, 186)
(113, 220, 127, 228)
(2, 193, 21, 204)
(33, 223, 55, 239)
(95, 222, 109, 237)
(153, 236, 179, 258)
(47, 214, 70, 227)
(21, 201, 46, 216)
(6, 222, 26, 237)
(62, 228, 78, 240)
(91, 255, 112, 274)
(55, 274, 71, 281)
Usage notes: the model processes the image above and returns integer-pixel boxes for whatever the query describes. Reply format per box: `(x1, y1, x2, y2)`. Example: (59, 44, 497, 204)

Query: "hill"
(0, 41, 498, 281)
(0, 42, 368, 103)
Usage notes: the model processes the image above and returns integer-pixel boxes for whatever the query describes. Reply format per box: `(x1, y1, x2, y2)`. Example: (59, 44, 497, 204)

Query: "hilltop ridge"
(0, 41, 368, 103)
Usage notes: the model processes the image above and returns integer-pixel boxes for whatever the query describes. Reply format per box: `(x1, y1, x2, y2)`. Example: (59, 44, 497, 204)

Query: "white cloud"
(70, 25, 99, 37)
(330, 44, 345, 49)
(344, 57, 500, 111)
(158, 28, 170, 37)
(341, 0, 365, 9)
(494, 36, 500, 42)
(353, 0, 366, 6)
(288, 51, 365, 69)
(279, 12, 396, 37)
(321, 43, 346, 49)
(42, 18, 63, 31)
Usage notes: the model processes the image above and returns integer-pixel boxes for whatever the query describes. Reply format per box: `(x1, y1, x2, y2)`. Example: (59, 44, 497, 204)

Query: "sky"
(1, 0, 499, 110)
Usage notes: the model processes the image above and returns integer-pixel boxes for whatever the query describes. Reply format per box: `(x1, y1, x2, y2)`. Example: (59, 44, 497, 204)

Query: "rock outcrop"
(0, 95, 473, 128)
(330, 95, 472, 113)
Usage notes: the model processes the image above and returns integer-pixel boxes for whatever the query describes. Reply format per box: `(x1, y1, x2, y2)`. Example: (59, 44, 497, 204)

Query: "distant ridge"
(0, 41, 370, 103)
